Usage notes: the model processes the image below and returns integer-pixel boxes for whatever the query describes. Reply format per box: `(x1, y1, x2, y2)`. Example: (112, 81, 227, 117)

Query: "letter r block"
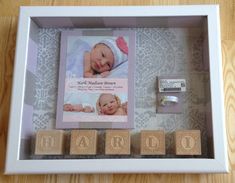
(175, 130, 201, 155)
(105, 130, 130, 155)
(140, 130, 165, 155)
(70, 130, 97, 155)
(35, 130, 65, 155)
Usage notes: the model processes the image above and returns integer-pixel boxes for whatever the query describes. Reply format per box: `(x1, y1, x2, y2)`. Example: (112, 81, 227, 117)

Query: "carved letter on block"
(175, 130, 201, 155)
(70, 130, 97, 155)
(105, 130, 130, 155)
(35, 130, 65, 155)
(140, 130, 165, 155)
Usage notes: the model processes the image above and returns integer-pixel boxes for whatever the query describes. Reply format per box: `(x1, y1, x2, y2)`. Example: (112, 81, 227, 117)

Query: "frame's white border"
(5, 5, 228, 174)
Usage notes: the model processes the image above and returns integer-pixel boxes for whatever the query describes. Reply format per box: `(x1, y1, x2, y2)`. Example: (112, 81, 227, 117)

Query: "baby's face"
(63, 104, 73, 111)
(99, 94, 119, 115)
(90, 44, 114, 73)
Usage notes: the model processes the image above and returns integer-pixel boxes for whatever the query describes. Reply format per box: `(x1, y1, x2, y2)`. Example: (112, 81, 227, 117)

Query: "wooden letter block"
(175, 130, 201, 155)
(70, 130, 97, 155)
(140, 130, 165, 155)
(105, 130, 130, 155)
(35, 130, 65, 155)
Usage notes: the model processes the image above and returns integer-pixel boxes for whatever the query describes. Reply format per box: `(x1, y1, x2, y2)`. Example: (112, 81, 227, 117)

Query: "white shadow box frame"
(5, 5, 228, 174)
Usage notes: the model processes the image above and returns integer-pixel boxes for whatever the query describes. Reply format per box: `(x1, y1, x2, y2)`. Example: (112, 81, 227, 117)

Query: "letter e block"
(70, 130, 97, 155)
(35, 130, 65, 155)
(175, 130, 201, 155)
(140, 130, 165, 155)
(105, 130, 130, 155)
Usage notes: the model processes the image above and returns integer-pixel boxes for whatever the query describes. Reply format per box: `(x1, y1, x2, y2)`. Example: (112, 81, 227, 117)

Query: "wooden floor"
(0, 0, 235, 182)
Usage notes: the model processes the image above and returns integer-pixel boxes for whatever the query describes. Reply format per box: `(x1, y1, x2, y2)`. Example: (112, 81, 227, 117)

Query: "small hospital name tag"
(158, 79, 186, 93)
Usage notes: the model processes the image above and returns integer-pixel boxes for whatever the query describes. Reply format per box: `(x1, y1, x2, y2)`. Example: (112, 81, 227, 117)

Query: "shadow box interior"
(19, 15, 214, 160)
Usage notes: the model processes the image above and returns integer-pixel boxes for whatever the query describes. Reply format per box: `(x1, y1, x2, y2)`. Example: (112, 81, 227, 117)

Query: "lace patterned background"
(29, 28, 210, 158)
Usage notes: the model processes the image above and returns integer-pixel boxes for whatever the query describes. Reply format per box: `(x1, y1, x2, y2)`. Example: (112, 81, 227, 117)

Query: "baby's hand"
(84, 72, 95, 78)
(83, 106, 95, 113)
(73, 104, 83, 112)
(100, 71, 110, 78)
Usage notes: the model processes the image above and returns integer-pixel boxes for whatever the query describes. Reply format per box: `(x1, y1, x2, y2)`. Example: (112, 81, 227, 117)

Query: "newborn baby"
(84, 37, 128, 78)
(63, 104, 94, 113)
(96, 93, 127, 115)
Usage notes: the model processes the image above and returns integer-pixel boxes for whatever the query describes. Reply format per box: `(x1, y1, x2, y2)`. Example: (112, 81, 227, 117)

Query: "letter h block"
(70, 130, 97, 155)
(105, 130, 130, 155)
(175, 130, 201, 155)
(35, 130, 65, 155)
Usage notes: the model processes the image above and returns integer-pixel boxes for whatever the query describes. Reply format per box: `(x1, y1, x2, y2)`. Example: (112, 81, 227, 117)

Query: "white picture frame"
(5, 5, 228, 174)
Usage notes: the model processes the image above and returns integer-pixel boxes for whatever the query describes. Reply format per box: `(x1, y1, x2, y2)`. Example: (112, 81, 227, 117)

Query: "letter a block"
(105, 130, 130, 155)
(35, 130, 65, 155)
(175, 130, 201, 155)
(70, 130, 97, 155)
(140, 130, 165, 155)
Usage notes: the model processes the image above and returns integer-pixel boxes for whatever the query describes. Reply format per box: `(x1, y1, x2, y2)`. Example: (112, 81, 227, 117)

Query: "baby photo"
(96, 93, 127, 115)
(66, 35, 129, 79)
(56, 30, 135, 128)
(62, 93, 127, 119)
